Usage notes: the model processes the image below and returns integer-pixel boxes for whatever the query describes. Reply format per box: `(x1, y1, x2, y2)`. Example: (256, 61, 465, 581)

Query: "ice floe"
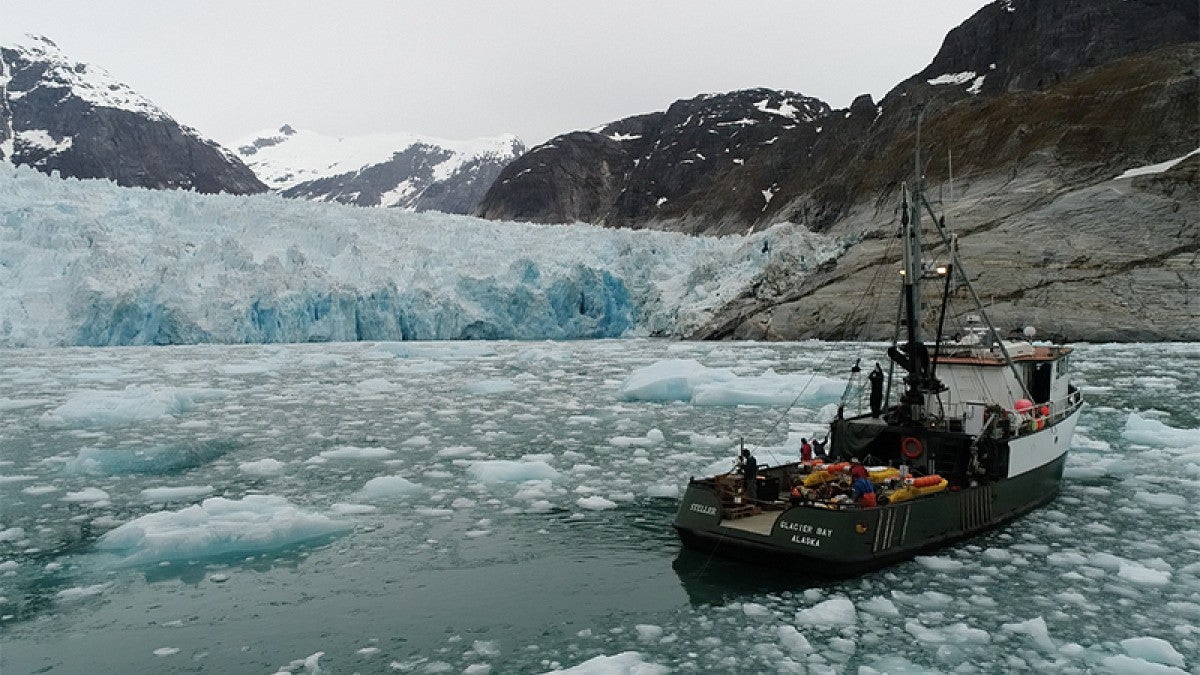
(95, 495, 350, 565)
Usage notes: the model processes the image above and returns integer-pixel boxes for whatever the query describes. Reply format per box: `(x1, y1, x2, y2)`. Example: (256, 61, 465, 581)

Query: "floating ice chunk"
(796, 596, 857, 626)
(0, 528, 26, 542)
(240, 458, 286, 476)
(1117, 561, 1172, 586)
(1167, 601, 1200, 619)
(330, 503, 378, 515)
(356, 377, 400, 393)
(982, 548, 1013, 563)
(275, 651, 325, 675)
(0, 475, 36, 483)
(40, 386, 226, 428)
(577, 496, 618, 510)
(618, 359, 843, 406)
(61, 487, 110, 503)
(62, 440, 234, 475)
(356, 475, 424, 500)
(616, 359, 735, 402)
(21, 484, 55, 496)
(777, 625, 812, 655)
(140, 485, 213, 503)
(741, 602, 771, 618)
(1001, 616, 1057, 653)
(380, 343, 497, 360)
(153, 647, 180, 657)
(471, 640, 500, 657)
(468, 460, 560, 483)
(905, 620, 990, 644)
(55, 583, 109, 602)
(860, 656, 939, 674)
(892, 590, 953, 609)
(635, 624, 663, 641)
(96, 495, 350, 565)
(437, 445, 477, 458)
(1122, 413, 1200, 448)
(311, 446, 394, 461)
(914, 555, 964, 572)
(691, 369, 844, 407)
(1133, 491, 1187, 509)
(542, 651, 668, 674)
(858, 596, 900, 617)
(646, 483, 679, 498)
(0, 397, 49, 410)
(465, 379, 517, 395)
(1100, 654, 1188, 675)
(1120, 637, 1185, 668)
(609, 431, 662, 448)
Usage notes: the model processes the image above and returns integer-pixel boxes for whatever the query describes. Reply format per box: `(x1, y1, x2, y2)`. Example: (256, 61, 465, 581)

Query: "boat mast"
(895, 109, 934, 423)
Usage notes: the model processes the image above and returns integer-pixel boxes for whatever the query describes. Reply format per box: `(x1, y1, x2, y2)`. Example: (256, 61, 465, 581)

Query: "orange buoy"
(901, 436, 923, 460)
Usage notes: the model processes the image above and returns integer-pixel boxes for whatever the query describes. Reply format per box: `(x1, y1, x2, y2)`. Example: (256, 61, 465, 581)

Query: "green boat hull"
(673, 452, 1066, 577)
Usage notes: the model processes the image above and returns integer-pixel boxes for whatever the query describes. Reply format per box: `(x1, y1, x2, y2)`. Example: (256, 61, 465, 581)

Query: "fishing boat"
(672, 130, 1084, 577)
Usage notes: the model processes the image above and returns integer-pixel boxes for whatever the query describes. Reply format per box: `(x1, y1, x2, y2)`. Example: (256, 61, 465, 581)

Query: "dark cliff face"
(0, 37, 265, 195)
(920, 0, 1199, 95)
(477, 0, 1199, 234)
(475, 89, 830, 228)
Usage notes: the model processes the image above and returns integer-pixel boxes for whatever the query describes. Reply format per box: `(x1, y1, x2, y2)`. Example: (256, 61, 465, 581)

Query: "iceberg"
(0, 164, 841, 346)
(95, 495, 351, 565)
(618, 359, 845, 406)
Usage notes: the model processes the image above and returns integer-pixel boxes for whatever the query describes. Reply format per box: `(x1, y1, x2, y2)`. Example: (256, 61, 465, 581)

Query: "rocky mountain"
(0, 35, 264, 195)
(236, 126, 524, 214)
(476, 89, 829, 229)
(478, 0, 1199, 340)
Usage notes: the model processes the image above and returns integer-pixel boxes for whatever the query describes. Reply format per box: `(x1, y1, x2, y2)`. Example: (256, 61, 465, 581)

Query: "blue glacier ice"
(0, 165, 843, 346)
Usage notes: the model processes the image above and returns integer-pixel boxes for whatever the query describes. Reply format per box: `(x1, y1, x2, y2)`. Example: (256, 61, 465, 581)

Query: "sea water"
(0, 340, 1196, 673)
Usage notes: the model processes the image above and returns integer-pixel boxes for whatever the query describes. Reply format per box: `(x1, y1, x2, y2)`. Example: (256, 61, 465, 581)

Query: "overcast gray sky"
(4, 1, 988, 147)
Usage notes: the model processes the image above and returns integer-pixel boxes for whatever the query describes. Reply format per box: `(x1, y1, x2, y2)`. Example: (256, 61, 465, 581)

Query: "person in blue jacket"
(850, 463, 876, 508)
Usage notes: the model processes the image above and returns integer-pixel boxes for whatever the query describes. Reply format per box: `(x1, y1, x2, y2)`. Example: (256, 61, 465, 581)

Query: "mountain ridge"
(0, 35, 265, 195)
(235, 125, 524, 214)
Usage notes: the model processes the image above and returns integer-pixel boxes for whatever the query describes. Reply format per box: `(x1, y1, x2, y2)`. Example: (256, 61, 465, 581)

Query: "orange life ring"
(901, 436, 924, 460)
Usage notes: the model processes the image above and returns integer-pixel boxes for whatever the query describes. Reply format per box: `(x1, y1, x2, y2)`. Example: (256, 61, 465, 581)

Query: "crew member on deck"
(742, 448, 758, 501)
(800, 437, 813, 462)
(868, 363, 884, 417)
(850, 464, 876, 507)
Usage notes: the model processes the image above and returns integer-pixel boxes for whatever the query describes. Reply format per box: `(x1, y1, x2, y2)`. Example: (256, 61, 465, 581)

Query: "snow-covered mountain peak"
(235, 125, 525, 214)
(0, 34, 265, 194)
(0, 33, 169, 123)
(235, 125, 522, 191)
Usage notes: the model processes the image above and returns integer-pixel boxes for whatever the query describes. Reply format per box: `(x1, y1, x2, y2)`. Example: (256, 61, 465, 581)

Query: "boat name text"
(780, 521, 833, 547)
(779, 521, 833, 537)
(689, 503, 718, 516)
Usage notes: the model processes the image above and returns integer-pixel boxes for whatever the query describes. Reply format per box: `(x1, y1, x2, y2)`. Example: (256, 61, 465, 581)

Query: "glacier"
(0, 165, 844, 347)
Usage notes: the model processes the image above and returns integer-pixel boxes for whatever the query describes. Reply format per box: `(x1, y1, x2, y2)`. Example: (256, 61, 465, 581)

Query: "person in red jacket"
(850, 463, 876, 507)
(800, 437, 813, 462)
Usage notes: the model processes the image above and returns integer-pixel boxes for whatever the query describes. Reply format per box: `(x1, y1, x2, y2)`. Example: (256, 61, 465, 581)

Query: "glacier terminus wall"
(0, 166, 842, 347)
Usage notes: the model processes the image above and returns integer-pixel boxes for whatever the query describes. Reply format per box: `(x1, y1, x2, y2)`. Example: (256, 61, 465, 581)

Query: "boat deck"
(720, 510, 782, 535)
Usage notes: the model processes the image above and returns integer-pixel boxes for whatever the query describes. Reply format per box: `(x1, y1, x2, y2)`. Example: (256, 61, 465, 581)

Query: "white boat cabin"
(930, 340, 1073, 436)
